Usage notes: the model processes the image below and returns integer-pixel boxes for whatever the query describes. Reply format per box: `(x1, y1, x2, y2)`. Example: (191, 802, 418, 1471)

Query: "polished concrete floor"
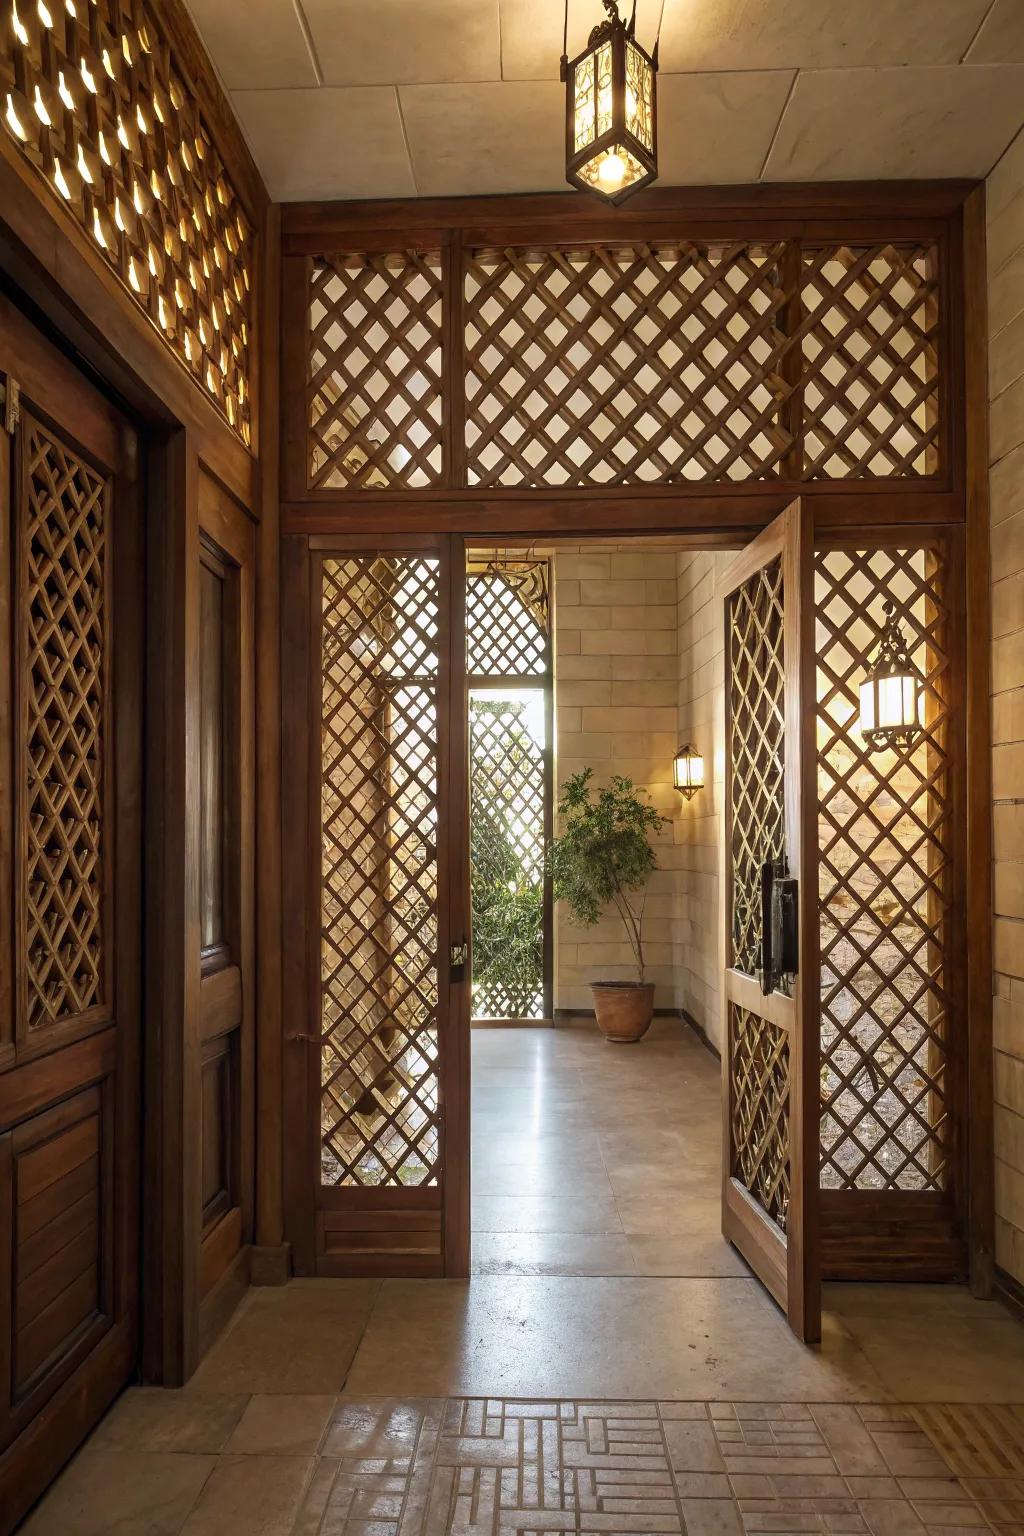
(20, 1022, 1024, 1533)
(471, 1019, 746, 1278)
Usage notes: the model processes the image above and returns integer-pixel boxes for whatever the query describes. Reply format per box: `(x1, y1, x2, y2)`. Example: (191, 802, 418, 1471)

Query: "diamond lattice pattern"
(466, 564, 549, 676)
(22, 418, 108, 1032)
(464, 242, 797, 487)
(800, 245, 939, 479)
(319, 555, 441, 1187)
(816, 547, 952, 1192)
(730, 1003, 790, 1231)
(469, 697, 546, 1021)
(728, 557, 786, 977)
(309, 254, 444, 490)
(1, 0, 254, 442)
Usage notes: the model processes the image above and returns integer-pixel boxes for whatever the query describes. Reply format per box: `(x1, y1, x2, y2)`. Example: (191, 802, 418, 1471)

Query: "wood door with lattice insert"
(721, 501, 819, 1342)
(0, 301, 142, 1530)
(282, 533, 469, 1277)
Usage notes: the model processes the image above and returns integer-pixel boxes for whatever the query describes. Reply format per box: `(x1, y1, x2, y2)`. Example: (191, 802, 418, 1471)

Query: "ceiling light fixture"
(560, 0, 660, 204)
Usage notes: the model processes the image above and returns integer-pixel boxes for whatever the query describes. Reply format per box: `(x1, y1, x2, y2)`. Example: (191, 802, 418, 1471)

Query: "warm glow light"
(597, 152, 626, 187)
(674, 744, 705, 800)
(858, 601, 923, 752)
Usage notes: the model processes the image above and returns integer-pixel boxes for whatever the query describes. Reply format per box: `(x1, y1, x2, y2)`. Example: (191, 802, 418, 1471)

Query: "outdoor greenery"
(547, 768, 667, 984)
(470, 814, 544, 1013)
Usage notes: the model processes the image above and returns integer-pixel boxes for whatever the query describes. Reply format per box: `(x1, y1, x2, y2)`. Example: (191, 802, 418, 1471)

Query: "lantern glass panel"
(674, 749, 704, 794)
(625, 41, 653, 151)
(573, 51, 596, 151)
(596, 41, 614, 138)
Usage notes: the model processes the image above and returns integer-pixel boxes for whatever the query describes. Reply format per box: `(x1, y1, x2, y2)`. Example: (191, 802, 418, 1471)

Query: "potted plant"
(547, 768, 668, 1043)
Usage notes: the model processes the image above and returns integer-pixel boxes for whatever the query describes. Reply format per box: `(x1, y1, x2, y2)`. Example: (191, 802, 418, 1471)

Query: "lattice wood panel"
(19, 414, 109, 1032)
(728, 557, 786, 978)
(800, 245, 939, 479)
(466, 560, 549, 676)
(816, 547, 952, 1192)
(469, 697, 546, 1021)
(319, 554, 441, 1187)
(730, 1003, 790, 1231)
(464, 242, 797, 487)
(1, 0, 254, 443)
(309, 254, 444, 490)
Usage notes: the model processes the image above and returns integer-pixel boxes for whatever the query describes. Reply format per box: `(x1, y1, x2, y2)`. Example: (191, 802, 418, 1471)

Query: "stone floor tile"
(223, 1392, 335, 1455)
(86, 1386, 249, 1453)
(20, 1448, 215, 1536)
(179, 1454, 313, 1534)
(321, 1398, 440, 1460)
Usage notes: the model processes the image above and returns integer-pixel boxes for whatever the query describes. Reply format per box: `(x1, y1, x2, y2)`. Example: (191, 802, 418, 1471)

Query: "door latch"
(760, 855, 799, 996)
(450, 940, 469, 979)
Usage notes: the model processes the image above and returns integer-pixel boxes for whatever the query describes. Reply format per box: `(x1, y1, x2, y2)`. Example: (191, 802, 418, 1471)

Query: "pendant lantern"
(561, 0, 659, 204)
(858, 599, 924, 752)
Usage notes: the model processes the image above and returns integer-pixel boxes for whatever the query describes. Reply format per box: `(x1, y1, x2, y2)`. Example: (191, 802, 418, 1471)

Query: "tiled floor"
(471, 1020, 741, 1277)
(19, 1022, 1024, 1532)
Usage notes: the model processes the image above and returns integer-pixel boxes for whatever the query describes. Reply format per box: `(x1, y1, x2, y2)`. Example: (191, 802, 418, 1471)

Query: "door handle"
(450, 940, 469, 980)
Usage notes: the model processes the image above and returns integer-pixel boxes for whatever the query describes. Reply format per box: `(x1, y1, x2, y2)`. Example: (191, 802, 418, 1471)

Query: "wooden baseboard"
(994, 1263, 1024, 1323)
(679, 1009, 722, 1061)
(250, 1242, 291, 1286)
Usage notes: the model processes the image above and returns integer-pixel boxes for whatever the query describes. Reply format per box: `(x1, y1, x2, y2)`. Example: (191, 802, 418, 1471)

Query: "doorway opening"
(468, 536, 731, 1280)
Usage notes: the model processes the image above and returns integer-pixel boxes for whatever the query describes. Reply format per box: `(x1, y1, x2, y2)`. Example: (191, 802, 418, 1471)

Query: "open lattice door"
(721, 501, 820, 1342)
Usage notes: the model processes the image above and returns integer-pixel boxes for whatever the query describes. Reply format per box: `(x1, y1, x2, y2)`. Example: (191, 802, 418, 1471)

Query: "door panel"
(0, 298, 142, 1532)
(283, 534, 469, 1277)
(721, 500, 819, 1342)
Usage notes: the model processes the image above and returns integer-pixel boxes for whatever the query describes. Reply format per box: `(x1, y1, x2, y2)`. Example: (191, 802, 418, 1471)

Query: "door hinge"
(450, 940, 469, 979)
(0, 375, 20, 436)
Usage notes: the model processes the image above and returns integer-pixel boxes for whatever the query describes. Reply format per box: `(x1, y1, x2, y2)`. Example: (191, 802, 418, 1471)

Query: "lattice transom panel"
(466, 560, 549, 677)
(800, 246, 939, 479)
(728, 557, 785, 978)
(469, 694, 546, 1021)
(21, 416, 108, 1032)
(730, 1003, 790, 1231)
(319, 554, 441, 1187)
(309, 254, 444, 490)
(464, 242, 797, 487)
(1, 0, 254, 443)
(816, 547, 952, 1192)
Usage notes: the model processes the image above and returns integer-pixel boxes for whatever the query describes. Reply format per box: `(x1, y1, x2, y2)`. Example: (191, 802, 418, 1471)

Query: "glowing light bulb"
(597, 152, 626, 188)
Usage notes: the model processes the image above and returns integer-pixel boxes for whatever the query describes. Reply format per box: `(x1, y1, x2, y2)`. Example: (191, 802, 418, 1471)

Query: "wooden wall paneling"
(253, 202, 289, 1286)
(443, 537, 470, 1275)
(195, 469, 256, 1347)
(962, 188, 995, 1296)
(280, 534, 315, 1275)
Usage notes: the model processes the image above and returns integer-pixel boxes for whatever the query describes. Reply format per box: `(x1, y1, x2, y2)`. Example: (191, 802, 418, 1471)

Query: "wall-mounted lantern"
(560, 0, 658, 204)
(673, 744, 705, 800)
(859, 599, 924, 752)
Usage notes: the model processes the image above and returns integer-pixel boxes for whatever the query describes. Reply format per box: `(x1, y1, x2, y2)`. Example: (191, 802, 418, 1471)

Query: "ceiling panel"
(657, 72, 793, 185)
(399, 81, 564, 197)
(965, 0, 1024, 62)
(305, 0, 502, 85)
(656, 0, 993, 71)
(230, 87, 416, 201)
(185, 0, 318, 89)
(764, 65, 1024, 182)
(498, 0, 663, 81)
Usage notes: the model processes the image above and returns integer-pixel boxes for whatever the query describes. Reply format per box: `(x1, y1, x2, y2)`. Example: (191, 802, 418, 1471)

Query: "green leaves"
(546, 768, 667, 983)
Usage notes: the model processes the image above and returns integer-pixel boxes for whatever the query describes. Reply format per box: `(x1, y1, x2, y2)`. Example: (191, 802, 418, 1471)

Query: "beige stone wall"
(551, 546, 682, 1011)
(674, 552, 729, 1053)
(988, 129, 1024, 1287)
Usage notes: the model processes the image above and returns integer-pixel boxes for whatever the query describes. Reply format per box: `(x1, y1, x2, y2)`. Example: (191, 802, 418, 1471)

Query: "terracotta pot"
(591, 982, 655, 1044)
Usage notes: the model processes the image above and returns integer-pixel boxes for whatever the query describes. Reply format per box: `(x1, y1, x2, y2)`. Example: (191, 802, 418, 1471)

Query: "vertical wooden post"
(252, 203, 289, 1284)
(962, 187, 995, 1297)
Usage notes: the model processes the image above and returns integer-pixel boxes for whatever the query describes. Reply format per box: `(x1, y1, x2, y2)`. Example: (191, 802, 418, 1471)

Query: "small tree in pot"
(547, 768, 668, 1043)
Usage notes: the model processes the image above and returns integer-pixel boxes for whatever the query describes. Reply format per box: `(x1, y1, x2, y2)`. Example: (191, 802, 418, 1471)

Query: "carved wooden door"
(721, 501, 819, 1342)
(0, 299, 142, 1531)
(282, 533, 470, 1278)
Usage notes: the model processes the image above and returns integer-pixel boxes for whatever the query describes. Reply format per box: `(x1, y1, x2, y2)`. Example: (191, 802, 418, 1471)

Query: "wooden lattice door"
(282, 533, 469, 1277)
(721, 501, 819, 1342)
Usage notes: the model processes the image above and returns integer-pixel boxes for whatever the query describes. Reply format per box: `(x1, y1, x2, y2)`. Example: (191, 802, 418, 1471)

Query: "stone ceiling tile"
(763, 65, 1024, 181)
(499, 0, 663, 81)
(658, 71, 794, 185)
(657, 0, 992, 70)
(185, 0, 318, 89)
(964, 0, 1024, 62)
(305, 0, 501, 85)
(231, 87, 416, 201)
(399, 81, 565, 196)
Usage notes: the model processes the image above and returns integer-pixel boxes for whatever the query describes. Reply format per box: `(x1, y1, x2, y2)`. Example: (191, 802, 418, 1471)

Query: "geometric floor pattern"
(295, 1397, 1024, 1536)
